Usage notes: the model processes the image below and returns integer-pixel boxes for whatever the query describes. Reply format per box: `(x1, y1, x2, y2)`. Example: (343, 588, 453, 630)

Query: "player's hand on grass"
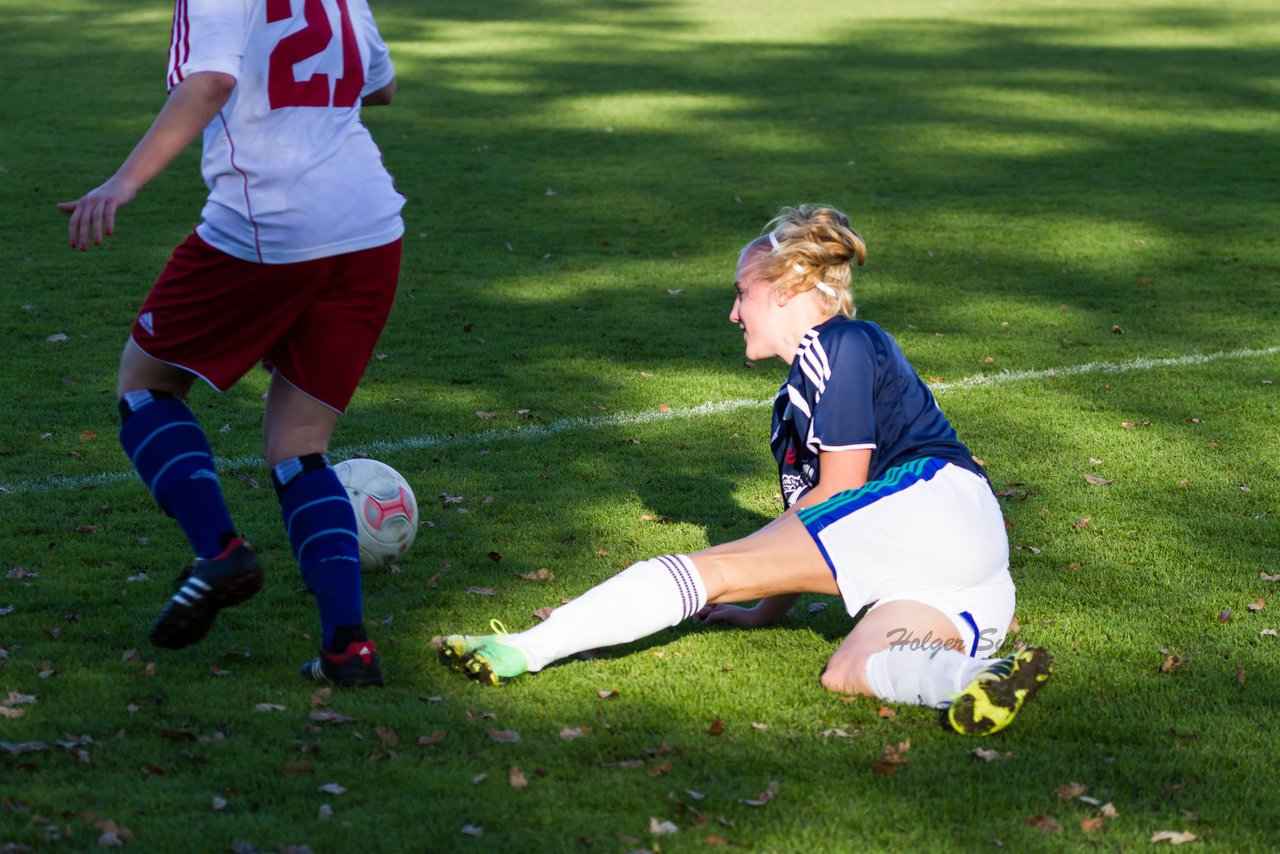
(697, 603, 774, 629)
(58, 175, 139, 251)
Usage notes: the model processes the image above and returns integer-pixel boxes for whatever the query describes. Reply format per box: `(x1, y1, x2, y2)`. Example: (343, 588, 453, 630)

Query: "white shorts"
(798, 458, 1014, 659)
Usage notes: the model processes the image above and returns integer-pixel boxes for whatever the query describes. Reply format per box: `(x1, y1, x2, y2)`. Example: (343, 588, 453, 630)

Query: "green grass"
(2, 0, 1279, 850)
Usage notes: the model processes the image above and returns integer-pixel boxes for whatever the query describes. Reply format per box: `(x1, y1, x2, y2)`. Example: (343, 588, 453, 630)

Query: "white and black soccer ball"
(333, 458, 419, 572)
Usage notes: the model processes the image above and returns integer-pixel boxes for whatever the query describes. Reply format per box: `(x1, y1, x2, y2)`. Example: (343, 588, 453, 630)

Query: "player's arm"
(362, 77, 396, 107)
(784, 447, 872, 513)
(57, 71, 235, 251)
(698, 448, 872, 628)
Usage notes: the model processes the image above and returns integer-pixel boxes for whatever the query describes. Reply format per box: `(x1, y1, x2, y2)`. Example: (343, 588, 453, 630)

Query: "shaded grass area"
(4, 364, 1278, 849)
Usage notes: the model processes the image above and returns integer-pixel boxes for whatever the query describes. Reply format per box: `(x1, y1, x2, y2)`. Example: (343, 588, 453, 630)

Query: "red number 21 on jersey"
(266, 0, 364, 109)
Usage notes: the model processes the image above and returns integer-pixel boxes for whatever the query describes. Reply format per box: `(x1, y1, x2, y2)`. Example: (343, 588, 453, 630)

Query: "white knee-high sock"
(863, 647, 991, 709)
(507, 555, 707, 672)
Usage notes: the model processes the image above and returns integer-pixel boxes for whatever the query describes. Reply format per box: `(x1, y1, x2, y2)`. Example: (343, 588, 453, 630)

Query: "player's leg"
(819, 602, 1051, 735)
(808, 461, 1052, 733)
(819, 598, 987, 703)
(819, 601, 1049, 737)
(442, 513, 838, 684)
(270, 239, 400, 687)
(264, 374, 379, 686)
(118, 340, 238, 560)
(122, 232, 340, 649)
(119, 337, 262, 649)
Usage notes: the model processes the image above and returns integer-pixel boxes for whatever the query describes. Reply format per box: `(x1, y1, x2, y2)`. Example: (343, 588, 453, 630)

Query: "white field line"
(4, 345, 1277, 495)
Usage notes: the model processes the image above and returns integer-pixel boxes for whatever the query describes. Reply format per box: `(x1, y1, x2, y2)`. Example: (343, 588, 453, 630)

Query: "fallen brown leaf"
(1054, 782, 1088, 799)
(1151, 830, 1198, 845)
(509, 766, 529, 789)
(707, 718, 725, 736)
(871, 740, 911, 775)
(738, 779, 779, 807)
(2, 692, 36, 707)
(310, 711, 356, 724)
(650, 817, 678, 835)
(1025, 814, 1063, 835)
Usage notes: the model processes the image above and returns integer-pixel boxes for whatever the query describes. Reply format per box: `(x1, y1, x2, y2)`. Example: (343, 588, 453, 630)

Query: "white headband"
(768, 230, 838, 298)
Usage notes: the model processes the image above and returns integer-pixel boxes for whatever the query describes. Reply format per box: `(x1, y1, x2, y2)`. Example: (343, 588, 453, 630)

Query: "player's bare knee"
(819, 667, 874, 696)
(819, 652, 874, 696)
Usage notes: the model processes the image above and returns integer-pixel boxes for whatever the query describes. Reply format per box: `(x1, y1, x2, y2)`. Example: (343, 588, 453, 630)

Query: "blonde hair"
(744, 204, 867, 318)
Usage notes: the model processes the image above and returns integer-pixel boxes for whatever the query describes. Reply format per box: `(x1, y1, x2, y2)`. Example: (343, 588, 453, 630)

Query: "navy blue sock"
(118, 390, 236, 560)
(274, 454, 363, 651)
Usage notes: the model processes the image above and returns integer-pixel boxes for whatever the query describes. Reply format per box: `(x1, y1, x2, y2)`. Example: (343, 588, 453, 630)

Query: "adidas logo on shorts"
(139, 311, 155, 335)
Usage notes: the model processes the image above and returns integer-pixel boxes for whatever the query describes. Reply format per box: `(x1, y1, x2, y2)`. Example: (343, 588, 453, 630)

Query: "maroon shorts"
(131, 232, 402, 412)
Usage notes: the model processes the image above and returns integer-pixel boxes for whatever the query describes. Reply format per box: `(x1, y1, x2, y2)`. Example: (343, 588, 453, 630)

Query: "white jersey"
(167, 0, 405, 263)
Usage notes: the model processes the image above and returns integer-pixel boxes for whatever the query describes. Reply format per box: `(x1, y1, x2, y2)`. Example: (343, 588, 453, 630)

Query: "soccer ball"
(333, 458, 419, 572)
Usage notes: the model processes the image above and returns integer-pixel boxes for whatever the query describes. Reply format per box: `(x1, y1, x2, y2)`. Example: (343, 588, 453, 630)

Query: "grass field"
(2, 0, 1279, 850)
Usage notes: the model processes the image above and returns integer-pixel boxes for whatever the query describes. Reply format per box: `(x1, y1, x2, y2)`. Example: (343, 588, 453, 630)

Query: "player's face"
(730, 248, 788, 361)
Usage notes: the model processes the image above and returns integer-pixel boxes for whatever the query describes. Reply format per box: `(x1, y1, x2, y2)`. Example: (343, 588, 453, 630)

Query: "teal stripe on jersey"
(797, 457, 949, 535)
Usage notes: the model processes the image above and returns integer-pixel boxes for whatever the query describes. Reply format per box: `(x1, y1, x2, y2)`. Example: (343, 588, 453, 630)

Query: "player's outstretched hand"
(696, 603, 772, 629)
(57, 175, 138, 251)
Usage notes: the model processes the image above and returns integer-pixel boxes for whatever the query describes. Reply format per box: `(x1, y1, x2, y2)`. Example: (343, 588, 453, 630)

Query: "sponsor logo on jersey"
(781, 473, 808, 506)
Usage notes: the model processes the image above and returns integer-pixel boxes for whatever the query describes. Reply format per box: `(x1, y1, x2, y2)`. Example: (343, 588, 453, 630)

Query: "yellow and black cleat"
(948, 647, 1053, 736)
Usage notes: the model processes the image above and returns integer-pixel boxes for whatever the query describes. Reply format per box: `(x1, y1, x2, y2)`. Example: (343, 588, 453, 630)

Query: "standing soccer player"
(442, 205, 1053, 734)
(58, 0, 406, 687)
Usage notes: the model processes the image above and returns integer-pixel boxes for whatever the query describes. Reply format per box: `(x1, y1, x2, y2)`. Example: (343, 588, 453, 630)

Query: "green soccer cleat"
(439, 619, 511, 672)
(439, 620, 532, 685)
(458, 637, 531, 686)
(947, 647, 1053, 736)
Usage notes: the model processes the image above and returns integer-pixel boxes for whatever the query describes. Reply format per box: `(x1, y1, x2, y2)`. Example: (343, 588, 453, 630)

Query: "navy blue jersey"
(771, 317, 984, 507)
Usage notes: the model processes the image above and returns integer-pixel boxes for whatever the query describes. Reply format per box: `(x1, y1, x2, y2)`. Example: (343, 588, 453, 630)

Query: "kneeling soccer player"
(442, 204, 1051, 734)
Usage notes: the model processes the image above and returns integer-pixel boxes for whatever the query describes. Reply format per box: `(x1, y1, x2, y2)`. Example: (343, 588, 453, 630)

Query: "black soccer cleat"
(947, 647, 1054, 736)
(300, 640, 385, 687)
(150, 539, 264, 649)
